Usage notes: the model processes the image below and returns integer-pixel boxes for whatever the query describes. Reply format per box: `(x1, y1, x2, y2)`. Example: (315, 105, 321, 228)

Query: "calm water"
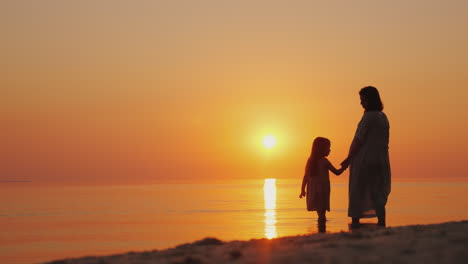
(2, 180, 468, 264)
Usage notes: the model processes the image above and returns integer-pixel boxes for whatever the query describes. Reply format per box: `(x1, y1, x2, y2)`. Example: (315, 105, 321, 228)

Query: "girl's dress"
(306, 158, 330, 212)
(348, 111, 391, 218)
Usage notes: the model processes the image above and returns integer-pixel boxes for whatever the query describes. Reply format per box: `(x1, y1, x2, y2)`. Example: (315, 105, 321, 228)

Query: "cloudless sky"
(2, 0, 468, 184)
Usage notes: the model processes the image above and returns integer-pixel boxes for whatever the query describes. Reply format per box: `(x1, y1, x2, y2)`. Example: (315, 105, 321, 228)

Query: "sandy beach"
(43, 220, 468, 264)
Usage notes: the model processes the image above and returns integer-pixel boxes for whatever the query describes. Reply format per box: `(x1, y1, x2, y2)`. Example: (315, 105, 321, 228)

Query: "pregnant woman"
(341, 86, 391, 227)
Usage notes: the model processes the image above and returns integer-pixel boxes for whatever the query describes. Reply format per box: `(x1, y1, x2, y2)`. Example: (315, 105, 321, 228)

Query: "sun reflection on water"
(264, 178, 277, 239)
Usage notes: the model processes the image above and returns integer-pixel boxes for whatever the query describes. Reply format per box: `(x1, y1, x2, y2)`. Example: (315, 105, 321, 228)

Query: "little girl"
(300, 137, 345, 222)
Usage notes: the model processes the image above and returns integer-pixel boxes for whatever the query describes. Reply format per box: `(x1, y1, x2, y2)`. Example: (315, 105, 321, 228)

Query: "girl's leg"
(317, 210, 326, 222)
(318, 218, 326, 233)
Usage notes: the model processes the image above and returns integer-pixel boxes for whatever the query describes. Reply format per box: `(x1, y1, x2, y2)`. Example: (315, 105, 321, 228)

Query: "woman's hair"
(359, 86, 384, 111)
(307, 137, 330, 177)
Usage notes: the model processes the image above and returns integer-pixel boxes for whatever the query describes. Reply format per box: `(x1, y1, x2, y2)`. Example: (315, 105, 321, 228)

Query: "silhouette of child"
(300, 137, 345, 223)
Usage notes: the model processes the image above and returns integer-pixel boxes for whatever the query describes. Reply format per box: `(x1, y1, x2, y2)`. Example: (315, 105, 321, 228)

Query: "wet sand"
(44, 220, 468, 264)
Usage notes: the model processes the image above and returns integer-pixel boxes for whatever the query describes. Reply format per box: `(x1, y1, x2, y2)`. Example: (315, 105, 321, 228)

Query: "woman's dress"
(348, 111, 391, 218)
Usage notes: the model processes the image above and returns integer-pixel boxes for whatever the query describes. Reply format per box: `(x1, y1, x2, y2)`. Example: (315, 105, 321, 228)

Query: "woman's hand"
(341, 157, 351, 169)
(299, 190, 306, 199)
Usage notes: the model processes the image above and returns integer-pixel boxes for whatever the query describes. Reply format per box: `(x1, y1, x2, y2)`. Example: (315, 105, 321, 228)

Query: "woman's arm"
(349, 137, 363, 160)
(342, 113, 372, 167)
(341, 137, 362, 168)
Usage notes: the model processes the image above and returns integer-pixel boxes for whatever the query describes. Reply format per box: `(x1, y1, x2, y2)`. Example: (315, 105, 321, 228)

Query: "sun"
(263, 135, 277, 149)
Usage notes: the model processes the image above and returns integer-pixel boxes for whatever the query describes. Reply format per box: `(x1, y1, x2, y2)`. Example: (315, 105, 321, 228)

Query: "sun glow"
(264, 178, 277, 239)
(263, 135, 277, 149)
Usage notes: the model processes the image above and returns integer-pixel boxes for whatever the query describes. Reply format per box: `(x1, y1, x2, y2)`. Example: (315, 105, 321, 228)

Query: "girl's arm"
(327, 159, 345, 175)
(300, 159, 310, 198)
(300, 175, 307, 198)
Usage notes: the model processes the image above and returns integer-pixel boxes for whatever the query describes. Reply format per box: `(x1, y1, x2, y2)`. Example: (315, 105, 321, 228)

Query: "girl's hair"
(307, 137, 330, 177)
(359, 86, 384, 111)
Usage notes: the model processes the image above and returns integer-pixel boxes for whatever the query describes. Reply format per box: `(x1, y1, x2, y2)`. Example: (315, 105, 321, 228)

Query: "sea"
(2, 179, 468, 264)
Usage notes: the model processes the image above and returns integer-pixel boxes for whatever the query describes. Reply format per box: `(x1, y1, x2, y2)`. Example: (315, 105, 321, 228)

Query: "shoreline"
(44, 220, 468, 264)
(3, 178, 468, 187)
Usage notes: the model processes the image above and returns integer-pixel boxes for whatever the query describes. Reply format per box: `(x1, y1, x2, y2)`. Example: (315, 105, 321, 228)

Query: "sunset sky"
(2, 0, 468, 184)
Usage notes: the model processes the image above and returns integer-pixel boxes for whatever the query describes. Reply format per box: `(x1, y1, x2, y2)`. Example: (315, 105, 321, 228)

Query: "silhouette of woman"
(341, 86, 391, 227)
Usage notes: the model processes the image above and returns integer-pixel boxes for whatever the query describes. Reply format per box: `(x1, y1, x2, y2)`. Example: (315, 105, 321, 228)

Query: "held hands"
(337, 165, 346, 175)
(341, 157, 351, 169)
(335, 158, 350, 176)
(299, 190, 306, 199)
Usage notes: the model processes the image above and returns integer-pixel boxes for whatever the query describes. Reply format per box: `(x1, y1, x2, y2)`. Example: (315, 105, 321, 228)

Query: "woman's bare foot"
(377, 217, 386, 227)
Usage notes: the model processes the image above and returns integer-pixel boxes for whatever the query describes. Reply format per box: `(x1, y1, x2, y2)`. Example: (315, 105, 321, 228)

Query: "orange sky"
(2, 0, 468, 184)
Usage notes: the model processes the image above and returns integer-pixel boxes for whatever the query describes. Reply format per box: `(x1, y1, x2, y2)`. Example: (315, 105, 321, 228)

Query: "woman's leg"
(376, 206, 386, 226)
(351, 217, 360, 227)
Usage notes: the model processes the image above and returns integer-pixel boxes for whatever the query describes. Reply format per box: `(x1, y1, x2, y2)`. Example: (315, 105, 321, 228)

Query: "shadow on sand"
(349, 222, 385, 231)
